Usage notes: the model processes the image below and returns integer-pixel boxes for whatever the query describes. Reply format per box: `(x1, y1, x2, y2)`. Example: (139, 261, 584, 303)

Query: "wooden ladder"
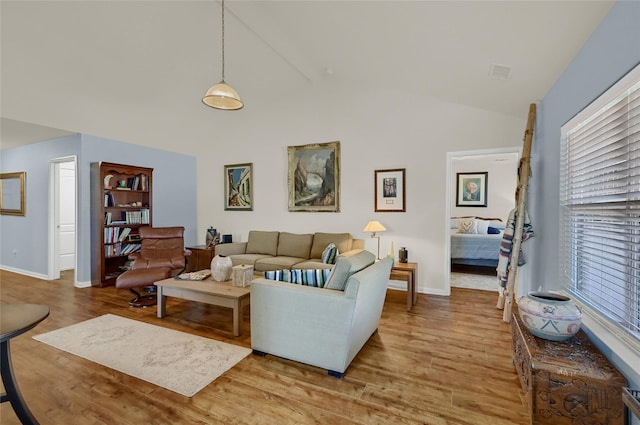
(497, 103, 536, 322)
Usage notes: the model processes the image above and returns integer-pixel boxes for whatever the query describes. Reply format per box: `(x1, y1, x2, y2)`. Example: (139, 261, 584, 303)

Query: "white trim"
(559, 63, 640, 356)
(577, 301, 640, 383)
(388, 280, 448, 296)
(562, 63, 640, 132)
(0, 265, 48, 280)
(0, 265, 92, 288)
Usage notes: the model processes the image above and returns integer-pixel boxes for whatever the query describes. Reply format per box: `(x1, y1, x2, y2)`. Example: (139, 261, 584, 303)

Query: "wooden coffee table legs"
(156, 284, 250, 336)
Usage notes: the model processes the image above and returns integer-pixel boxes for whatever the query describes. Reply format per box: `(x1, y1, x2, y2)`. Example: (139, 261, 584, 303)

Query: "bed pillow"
(489, 220, 506, 230)
(458, 219, 478, 234)
(476, 219, 490, 234)
(451, 217, 474, 229)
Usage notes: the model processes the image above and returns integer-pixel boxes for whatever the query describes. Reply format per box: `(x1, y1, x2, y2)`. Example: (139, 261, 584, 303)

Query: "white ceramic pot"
(518, 292, 582, 342)
(210, 255, 232, 282)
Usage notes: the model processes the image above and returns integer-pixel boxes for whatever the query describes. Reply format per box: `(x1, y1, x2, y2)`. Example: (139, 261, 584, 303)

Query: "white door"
(58, 161, 76, 270)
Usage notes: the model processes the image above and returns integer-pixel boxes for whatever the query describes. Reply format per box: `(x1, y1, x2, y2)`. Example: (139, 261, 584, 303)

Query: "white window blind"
(560, 63, 640, 343)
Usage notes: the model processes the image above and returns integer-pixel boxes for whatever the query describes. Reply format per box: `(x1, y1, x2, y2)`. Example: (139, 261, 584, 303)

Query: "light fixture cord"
(221, 0, 225, 81)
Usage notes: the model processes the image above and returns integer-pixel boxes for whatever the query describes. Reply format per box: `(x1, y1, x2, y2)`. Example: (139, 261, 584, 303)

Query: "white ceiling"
(0, 0, 615, 151)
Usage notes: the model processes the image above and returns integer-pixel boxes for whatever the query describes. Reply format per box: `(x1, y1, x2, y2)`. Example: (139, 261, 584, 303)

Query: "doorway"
(445, 147, 521, 292)
(48, 156, 77, 281)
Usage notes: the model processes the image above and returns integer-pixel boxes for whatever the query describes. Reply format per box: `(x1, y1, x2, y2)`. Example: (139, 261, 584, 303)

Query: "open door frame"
(47, 155, 78, 282)
(444, 146, 522, 294)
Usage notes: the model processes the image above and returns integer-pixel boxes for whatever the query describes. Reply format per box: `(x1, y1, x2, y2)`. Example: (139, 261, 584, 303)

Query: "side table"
(185, 245, 216, 272)
(390, 262, 418, 311)
(1, 303, 50, 425)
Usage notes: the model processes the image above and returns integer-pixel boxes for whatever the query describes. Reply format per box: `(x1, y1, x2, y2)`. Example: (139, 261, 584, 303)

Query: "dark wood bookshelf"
(91, 162, 153, 287)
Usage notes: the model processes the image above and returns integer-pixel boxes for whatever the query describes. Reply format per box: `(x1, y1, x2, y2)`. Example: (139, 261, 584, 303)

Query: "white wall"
(195, 84, 526, 295)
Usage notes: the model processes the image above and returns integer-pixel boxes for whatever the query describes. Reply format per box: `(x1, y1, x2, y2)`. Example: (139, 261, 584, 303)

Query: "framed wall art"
(287, 141, 340, 212)
(0, 171, 26, 216)
(375, 168, 406, 212)
(224, 163, 253, 211)
(456, 172, 488, 207)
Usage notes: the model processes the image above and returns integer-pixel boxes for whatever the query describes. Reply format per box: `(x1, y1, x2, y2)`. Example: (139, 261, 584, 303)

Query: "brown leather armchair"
(115, 226, 191, 307)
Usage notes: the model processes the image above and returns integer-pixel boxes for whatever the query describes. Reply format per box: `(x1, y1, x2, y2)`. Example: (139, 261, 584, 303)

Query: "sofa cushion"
(254, 256, 307, 272)
(277, 232, 313, 259)
(291, 260, 334, 270)
(324, 250, 375, 291)
(321, 243, 339, 264)
(227, 253, 273, 268)
(265, 269, 332, 288)
(246, 231, 279, 256)
(310, 233, 353, 259)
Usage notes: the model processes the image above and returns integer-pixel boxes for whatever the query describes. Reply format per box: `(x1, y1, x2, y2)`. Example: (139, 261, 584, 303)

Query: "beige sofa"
(214, 230, 364, 272)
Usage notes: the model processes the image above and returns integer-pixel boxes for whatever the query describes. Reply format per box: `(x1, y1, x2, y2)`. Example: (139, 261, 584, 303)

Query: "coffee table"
(155, 275, 250, 336)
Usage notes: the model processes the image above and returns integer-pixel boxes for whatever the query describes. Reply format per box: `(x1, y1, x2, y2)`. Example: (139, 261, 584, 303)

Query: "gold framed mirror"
(1, 171, 26, 216)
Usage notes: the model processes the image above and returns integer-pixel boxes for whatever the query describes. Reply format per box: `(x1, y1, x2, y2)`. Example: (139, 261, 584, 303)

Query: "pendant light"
(202, 0, 243, 110)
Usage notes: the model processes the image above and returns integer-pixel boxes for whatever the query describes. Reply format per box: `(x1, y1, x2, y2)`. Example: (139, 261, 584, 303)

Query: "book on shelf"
(104, 192, 115, 207)
(103, 242, 140, 257)
(104, 211, 112, 225)
(121, 243, 141, 255)
(120, 209, 150, 224)
(104, 227, 122, 244)
(140, 174, 148, 191)
(118, 227, 131, 242)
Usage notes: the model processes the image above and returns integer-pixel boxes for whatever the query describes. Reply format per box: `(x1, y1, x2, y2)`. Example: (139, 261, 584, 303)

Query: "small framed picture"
(456, 172, 488, 207)
(224, 163, 253, 211)
(374, 169, 406, 212)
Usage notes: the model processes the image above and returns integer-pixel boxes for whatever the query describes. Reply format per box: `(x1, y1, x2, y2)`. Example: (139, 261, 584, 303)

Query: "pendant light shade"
(202, 81, 243, 110)
(202, 0, 243, 110)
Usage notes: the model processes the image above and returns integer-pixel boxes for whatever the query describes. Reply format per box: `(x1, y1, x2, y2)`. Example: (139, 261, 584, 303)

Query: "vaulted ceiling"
(1, 1, 615, 150)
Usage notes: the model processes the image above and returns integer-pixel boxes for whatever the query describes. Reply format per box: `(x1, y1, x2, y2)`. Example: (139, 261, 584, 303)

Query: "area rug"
(33, 314, 251, 397)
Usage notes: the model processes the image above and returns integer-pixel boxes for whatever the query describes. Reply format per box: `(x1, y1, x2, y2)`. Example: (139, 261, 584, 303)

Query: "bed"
(450, 217, 505, 269)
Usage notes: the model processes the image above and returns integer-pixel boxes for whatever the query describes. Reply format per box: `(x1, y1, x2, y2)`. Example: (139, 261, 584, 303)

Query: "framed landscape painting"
(287, 141, 340, 212)
(375, 168, 406, 212)
(224, 163, 253, 211)
(456, 172, 488, 207)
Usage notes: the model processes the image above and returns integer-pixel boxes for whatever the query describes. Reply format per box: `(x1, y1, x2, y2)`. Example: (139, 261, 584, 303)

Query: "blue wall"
(0, 134, 197, 285)
(529, 0, 640, 399)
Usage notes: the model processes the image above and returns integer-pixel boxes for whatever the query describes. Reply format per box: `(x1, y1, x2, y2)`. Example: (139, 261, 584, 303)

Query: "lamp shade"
(363, 220, 386, 233)
(202, 81, 244, 110)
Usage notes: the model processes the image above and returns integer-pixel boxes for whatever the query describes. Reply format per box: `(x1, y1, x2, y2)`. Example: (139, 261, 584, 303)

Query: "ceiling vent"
(489, 63, 512, 80)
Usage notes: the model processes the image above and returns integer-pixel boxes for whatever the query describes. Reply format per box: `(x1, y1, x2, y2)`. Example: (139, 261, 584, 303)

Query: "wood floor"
(0, 270, 529, 425)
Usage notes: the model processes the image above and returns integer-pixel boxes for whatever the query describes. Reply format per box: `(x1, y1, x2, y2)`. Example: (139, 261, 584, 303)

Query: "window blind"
(560, 63, 640, 342)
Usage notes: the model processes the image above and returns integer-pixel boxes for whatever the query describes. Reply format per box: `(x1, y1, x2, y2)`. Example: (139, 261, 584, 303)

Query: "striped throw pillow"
(321, 243, 339, 264)
(265, 269, 332, 288)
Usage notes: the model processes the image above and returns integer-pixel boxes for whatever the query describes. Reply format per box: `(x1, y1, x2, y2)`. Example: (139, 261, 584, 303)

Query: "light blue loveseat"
(250, 250, 393, 377)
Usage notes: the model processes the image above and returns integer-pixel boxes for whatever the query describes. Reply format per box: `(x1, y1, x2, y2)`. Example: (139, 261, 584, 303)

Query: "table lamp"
(363, 220, 387, 260)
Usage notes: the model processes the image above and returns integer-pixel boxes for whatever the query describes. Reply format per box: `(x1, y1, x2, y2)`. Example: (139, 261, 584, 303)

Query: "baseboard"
(0, 265, 48, 280)
(387, 279, 448, 296)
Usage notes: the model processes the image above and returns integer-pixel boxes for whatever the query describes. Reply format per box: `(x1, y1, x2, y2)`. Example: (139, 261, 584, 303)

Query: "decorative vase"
(518, 292, 582, 342)
(399, 247, 408, 263)
(210, 255, 232, 282)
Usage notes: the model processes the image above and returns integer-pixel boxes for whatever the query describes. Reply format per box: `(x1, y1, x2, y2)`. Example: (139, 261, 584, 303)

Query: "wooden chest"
(511, 313, 626, 425)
